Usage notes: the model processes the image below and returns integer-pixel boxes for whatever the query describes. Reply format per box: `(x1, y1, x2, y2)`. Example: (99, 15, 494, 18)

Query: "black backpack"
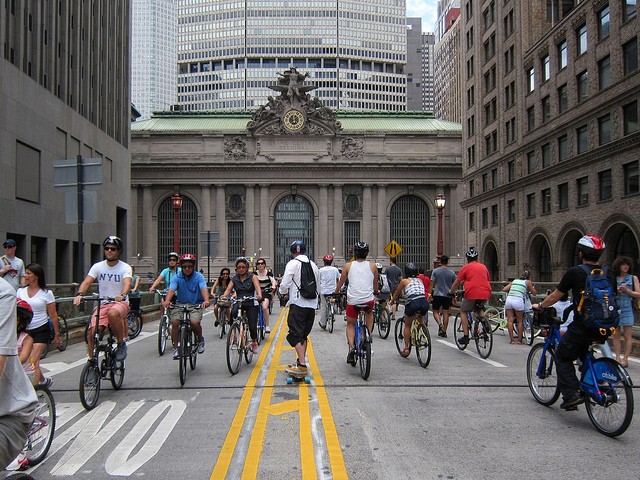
(293, 259, 318, 299)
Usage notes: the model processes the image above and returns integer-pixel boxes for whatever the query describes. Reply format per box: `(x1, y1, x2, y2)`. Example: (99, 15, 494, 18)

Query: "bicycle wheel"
(453, 313, 468, 351)
(244, 326, 254, 364)
(521, 313, 534, 346)
(158, 314, 169, 356)
(328, 305, 335, 333)
(179, 326, 188, 386)
(226, 322, 242, 375)
(359, 325, 371, 380)
(394, 316, 406, 354)
(219, 309, 227, 339)
(57, 315, 69, 351)
(475, 318, 493, 359)
(415, 323, 431, 368)
(484, 307, 501, 333)
(25, 385, 56, 466)
(585, 358, 634, 437)
(79, 361, 101, 410)
(189, 330, 198, 370)
(526, 343, 559, 406)
(377, 308, 391, 339)
(257, 311, 265, 343)
(110, 358, 125, 390)
(128, 310, 143, 339)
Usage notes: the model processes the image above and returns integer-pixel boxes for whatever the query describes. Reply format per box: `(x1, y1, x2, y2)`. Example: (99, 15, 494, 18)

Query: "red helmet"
(17, 299, 33, 323)
(578, 234, 605, 251)
(179, 253, 197, 264)
(323, 254, 333, 262)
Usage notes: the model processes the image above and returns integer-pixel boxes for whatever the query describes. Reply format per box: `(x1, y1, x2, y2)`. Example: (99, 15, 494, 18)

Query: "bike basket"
(217, 296, 231, 307)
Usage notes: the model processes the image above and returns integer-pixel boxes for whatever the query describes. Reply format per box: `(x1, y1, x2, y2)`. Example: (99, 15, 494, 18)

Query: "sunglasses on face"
(222, 273, 230, 276)
(236, 265, 247, 270)
(257, 262, 265, 265)
(104, 247, 118, 252)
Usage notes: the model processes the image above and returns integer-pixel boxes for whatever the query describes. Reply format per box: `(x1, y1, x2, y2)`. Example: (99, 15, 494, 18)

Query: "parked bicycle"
(157, 290, 171, 355)
(127, 307, 143, 339)
(171, 303, 202, 386)
(453, 293, 493, 358)
(373, 299, 391, 339)
(225, 296, 256, 375)
(39, 314, 68, 360)
(78, 295, 126, 410)
(394, 311, 431, 367)
(348, 304, 373, 380)
(485, 296, 539, 345)
(526, 306, 634, 437)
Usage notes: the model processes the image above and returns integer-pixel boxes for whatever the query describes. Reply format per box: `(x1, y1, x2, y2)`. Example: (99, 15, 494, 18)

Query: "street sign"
(53, 157, 103, 189)
(384, 240, 403, 257)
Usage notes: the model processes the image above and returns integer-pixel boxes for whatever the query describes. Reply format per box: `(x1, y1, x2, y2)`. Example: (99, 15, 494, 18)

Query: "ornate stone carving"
(225, 188, 245, 219)
(340, 137, 364, 159)
(224, 137, 247, 160)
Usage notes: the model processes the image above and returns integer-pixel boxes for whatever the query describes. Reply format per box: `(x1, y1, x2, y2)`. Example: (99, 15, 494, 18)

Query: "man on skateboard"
(279, 240, 320, 377)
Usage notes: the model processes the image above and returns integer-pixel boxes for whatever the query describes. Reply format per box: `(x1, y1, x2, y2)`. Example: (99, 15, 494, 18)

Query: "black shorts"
(431, 295, 452, 310)
(286, 304, 315, 348)
(27, 323, 50, 344)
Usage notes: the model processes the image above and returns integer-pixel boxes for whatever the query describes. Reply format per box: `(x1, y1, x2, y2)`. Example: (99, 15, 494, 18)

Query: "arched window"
(390, 195, 429, 268)
(157, 196, 198, 263)
(537, 241, 552, 282)
(274, 195, 314, 275)
(484, 242, 499, 280)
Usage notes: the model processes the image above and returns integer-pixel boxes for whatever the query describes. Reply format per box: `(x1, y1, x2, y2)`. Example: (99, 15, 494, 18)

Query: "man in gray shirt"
(430, 255, 457, 338)
(1, 239, 25, 291)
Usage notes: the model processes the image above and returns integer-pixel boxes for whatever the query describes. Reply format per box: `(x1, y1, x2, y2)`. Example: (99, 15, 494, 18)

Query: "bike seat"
(354, 303, 371, 312)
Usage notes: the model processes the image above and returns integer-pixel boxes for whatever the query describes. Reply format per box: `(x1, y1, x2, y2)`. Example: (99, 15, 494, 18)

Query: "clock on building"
(282, 108, 306, 132)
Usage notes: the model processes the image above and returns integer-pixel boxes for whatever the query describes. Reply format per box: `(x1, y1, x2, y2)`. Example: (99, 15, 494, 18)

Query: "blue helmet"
(290, 240, 306, 254)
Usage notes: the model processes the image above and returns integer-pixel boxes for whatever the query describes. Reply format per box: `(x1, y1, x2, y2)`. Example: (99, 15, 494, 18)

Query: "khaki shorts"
(170, 305, 203, 323)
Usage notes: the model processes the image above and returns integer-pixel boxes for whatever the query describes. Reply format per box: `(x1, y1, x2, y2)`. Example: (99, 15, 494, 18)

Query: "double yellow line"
(210, 307, 348, 479)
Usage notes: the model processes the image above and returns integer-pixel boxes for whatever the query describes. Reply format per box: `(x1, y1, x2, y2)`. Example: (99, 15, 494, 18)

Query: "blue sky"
(406, 0, 438, 32)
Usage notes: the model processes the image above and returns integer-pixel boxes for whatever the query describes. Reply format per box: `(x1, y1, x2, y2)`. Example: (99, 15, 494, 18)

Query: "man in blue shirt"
(163, 254, 210, 360)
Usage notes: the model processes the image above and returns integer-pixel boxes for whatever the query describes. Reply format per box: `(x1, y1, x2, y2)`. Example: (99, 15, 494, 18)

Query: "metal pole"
(207, 232, 211, 285)
(77, 154, 84, 283)
(173, 207, 180, 253)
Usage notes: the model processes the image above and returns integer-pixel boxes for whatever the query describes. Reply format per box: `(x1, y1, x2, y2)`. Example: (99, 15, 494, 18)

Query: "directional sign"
(384, 240, 403, 257)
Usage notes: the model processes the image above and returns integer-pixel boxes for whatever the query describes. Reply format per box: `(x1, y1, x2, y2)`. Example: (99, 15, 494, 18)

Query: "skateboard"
(285, 365, 311, 384)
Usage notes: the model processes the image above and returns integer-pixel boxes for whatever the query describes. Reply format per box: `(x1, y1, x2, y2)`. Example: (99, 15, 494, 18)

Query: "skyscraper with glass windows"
(131, 0, 177, 120)
(176, 0, 408, 111)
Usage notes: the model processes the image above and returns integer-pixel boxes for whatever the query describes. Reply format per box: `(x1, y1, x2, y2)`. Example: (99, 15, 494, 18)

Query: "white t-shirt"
(17, 287, 55, 330)
(319, 265, 340, 295)
(87, 260, 132, 302)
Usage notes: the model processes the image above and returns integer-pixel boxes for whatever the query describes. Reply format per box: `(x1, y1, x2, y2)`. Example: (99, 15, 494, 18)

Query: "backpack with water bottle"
(576, 264, 619, 336)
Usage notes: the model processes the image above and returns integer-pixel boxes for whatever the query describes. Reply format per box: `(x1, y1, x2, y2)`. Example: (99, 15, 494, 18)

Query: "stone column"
(143, 185, 154, 262)
(377, 184, 387, 260)
(334, 185, 343, 260)
(259, 184, 270, 261)
(201, 184, 211, 232)
(318, 184, 328, 260)
(215, 184, 227, 261)
(246, 185, 255, 256)
(363, 185, 372, 251)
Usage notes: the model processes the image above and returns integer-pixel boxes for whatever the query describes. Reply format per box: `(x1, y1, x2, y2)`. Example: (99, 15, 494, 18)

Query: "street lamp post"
(434, 194, 446, 268)
(171, 193, 183, 254)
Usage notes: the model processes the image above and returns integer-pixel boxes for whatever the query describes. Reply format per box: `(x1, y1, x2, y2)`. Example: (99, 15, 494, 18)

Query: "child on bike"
(391, 263, 429, 357)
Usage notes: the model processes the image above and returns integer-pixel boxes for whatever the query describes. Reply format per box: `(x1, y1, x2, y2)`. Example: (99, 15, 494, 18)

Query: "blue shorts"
(405, 297, 429, 316)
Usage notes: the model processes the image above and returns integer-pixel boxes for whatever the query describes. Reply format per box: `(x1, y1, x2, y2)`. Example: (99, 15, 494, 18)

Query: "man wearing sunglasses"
(1, 239, 25, 291)
(73, 236, 132, 362)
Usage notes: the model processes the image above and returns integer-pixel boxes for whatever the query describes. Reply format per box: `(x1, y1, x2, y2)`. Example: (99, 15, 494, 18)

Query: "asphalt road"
(15, 304, 640, 480)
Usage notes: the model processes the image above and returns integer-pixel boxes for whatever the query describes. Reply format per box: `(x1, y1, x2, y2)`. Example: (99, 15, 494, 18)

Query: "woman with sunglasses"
(149, 252, 181, 293)
(210, 267, 231, 326)
(255, 258, 277, 333)
(223, 257, 262, 354)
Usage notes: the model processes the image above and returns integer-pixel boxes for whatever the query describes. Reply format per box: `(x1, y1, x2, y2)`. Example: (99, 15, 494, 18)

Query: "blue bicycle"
(349, 304, 372, 380)
(526, 307, 634, 437)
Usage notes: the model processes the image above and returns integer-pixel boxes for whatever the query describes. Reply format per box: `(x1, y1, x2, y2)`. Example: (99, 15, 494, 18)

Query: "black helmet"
(465, 247, 479, 258)
(103, 235, 123, 250)
(404, 262, 419, 277)
(353, 241, 369, 258)
(290, 240, 306, 254)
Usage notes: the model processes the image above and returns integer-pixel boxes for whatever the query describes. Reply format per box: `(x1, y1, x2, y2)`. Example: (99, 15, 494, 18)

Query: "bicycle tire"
(328, 305, 335, 333)
(258, 315, 265, 343)
(522, 313, 534, 346)
(25, 384, 56, 466)
(110, 359, 125, 390)
(475, 318, 493, 359)
(189, 330, 198, 370)
(453, 313, 468, 351)
(226, 322, 242, 375)
(244, 324, 254, 364)
(79, 361, 101, 410)
(83, 322, 90, 344)
(158, 314, 169, 356)
(219, 309, 227, 339)
(585, 358, 634, 437)
(415, 322, 431, 368)
(57, 315, 69, 351)
(394, 316, 406, 355)
(484, 307, 501, 333)
(4, 473, 39, 480)
(359, 325, 372, 380)
(377, 308, 391, 339)
(128, 310, 143, 339)
(179, 325, 188, 386)
(526, 343, 559, 406)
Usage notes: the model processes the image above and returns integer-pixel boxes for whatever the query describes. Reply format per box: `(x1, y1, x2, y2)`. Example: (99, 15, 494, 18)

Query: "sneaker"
(214, 320, 219, 327)
(265, 326, 271, 333)
(115, 341, 128, 362)
(560, 392, 585, 410)
(457, 335, 469, 345)
(6, 451, 28, 471)
(319, 322, 327, 330)
(286, 364, 308, 375)
(197, 338, 205, 354)
(252, 341, 259, 354)
(39, 376, 53, 388)
(172, 348, 179, 360)
(346, 348, 356, 366)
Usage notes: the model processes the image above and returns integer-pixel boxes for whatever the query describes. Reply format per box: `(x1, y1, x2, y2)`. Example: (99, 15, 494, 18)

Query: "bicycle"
(373, 299, 391, 339)
(171, 303, 202, 386)
(216, 295, 231, 339)
(321, 293, 341, 333)
(127, 307, 143, 339)
(257, 290, 269, 342)
(157, 290, 171, 355)
(348, 304, 373, 380)
(486, 296, 539, 345)
(225, 296, 256, 375)
(526, 307, 634, 437)
(394, 311, 431, 368)
(17, 383, 56, 469)
(78, 295, 126, 410)
(39, 314, 69, 360)
(453, 295, 493, 359)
